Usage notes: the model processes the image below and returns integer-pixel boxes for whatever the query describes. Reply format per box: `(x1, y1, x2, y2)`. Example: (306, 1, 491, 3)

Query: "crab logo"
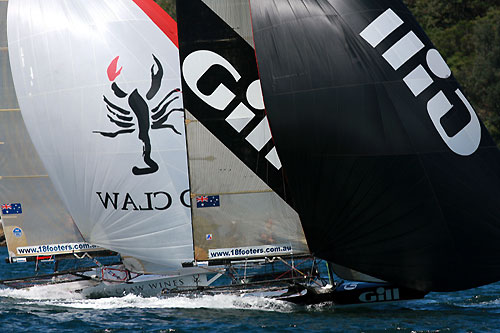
(94, 55, 183, 175)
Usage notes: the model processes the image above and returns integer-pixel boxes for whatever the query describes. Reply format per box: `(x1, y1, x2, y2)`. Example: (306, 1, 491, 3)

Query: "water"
(1, 247, 499, 332)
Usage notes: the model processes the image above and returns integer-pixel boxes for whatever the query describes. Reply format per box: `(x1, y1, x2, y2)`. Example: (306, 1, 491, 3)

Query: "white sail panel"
(7, 0, 192, 271)
(202, 0, 254, 47)
(1, 2, 96, 260)
(186, 111, 309, 260)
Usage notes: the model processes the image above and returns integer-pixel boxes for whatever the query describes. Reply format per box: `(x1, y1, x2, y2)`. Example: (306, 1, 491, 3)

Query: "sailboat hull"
(157, 278, 427, 306)
(275, 281, 428, 306)
(80, 273, 208, 298)
(0, 265, 209, 299)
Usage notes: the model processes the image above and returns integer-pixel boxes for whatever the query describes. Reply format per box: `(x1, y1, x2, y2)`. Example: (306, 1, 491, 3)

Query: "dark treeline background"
(155, 0, 500, 146)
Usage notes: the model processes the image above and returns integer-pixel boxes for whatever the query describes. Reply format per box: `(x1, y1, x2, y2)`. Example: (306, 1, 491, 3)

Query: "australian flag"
(196, 195, 220, 208)
(1, 203, 22, 215)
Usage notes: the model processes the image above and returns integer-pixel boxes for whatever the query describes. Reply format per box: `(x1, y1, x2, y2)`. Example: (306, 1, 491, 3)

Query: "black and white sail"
(249, 0, 500, 292)
(177, 0, 309, 261)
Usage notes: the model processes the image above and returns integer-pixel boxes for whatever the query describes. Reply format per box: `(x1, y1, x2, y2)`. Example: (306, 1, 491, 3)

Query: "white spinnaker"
(7, 0, 192, 272)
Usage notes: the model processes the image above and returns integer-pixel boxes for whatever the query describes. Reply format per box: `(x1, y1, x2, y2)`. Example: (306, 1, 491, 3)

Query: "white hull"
(80, 272, 208, 298)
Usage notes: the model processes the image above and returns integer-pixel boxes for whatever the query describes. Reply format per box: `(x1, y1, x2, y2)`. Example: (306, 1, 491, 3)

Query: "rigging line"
(0, 47, 7, 51)
(0, 108, 20, 112)
(0, 175, 49, 179)
(190, 189, 273, 198)
(275, 256, 323, 287)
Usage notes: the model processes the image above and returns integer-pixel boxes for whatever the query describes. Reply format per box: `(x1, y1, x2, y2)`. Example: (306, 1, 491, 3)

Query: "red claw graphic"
(107, 56, 123, 82)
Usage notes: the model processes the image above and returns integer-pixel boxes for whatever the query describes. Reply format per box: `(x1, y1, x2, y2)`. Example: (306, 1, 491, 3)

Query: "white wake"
(0, 284, 294, 312)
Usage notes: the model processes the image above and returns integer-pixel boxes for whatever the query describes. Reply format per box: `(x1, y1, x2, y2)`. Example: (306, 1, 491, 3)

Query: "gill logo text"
(182, 50, 282, 169)
(360, 8, 481, 156)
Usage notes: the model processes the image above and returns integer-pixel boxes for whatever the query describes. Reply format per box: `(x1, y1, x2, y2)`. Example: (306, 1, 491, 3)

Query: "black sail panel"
(176, 0, 292, 201)
(249, 0, 500, 292)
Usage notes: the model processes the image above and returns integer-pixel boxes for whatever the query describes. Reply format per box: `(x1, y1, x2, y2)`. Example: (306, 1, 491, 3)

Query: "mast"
(249, 0, 500, 292)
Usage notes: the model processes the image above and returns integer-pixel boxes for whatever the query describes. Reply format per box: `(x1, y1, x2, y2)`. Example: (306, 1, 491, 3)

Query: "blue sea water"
(0, 246, 499, 332)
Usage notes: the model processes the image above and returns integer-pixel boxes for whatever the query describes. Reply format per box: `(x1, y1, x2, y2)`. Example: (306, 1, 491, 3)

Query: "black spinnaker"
(249, 0, 500, 292)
